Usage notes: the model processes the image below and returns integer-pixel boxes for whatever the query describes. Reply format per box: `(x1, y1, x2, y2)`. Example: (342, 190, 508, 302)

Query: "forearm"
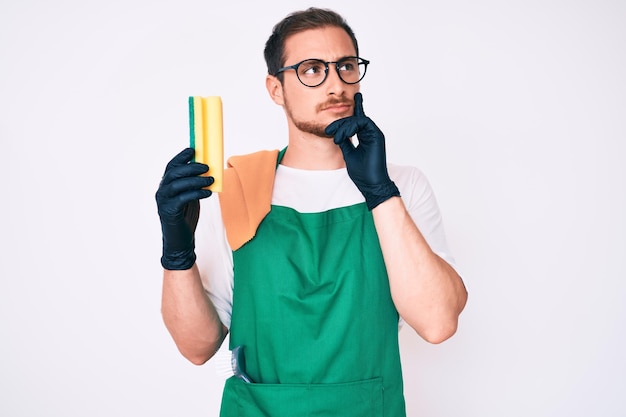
(373, 197, 467, 343)
(161, 264, 227, 365)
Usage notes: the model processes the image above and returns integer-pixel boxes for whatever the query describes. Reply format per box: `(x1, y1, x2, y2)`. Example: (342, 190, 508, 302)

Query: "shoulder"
(388, 163, 433, 205)
(388, 163, 427, 183)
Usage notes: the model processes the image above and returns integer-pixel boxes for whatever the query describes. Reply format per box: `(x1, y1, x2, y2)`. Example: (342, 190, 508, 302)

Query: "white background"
(1, 0, 625, 416)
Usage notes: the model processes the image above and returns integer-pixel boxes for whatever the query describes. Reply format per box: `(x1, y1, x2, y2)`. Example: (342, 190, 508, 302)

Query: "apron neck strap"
(276, 147, 287, 167)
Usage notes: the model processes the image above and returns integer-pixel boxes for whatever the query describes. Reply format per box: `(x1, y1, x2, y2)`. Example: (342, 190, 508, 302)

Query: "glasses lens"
(297, 59, 327, 87)
(337, 57, 367, 84)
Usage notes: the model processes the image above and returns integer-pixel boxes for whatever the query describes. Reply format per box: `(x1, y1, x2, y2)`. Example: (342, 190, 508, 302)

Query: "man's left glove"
(155, 148, 214, 270)
(325, 92, 400, 210)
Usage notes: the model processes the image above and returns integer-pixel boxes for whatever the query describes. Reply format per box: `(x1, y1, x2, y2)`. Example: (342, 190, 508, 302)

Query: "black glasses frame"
(274, 56, 370, 87)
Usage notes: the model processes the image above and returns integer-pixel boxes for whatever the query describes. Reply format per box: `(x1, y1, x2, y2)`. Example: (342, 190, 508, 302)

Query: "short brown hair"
(264, 7, 360, 79)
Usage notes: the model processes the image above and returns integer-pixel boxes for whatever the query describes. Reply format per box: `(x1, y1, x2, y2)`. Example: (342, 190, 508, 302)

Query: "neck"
(281, 131, 346, 170)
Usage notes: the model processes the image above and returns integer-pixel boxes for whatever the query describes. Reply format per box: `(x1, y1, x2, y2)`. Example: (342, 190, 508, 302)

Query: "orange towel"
(219, 149, 280, 251)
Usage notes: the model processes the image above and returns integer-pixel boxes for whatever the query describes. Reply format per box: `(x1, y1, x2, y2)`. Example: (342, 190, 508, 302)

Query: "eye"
(338, 58, 358, 72)
(299, 60, 326, 76)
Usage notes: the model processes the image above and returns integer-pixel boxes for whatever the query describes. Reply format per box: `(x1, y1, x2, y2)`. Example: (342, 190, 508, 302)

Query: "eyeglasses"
(275, 56, 369, 88)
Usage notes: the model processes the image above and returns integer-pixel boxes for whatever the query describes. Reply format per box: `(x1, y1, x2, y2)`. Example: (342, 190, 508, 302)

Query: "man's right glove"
(155, 148, 214, 270)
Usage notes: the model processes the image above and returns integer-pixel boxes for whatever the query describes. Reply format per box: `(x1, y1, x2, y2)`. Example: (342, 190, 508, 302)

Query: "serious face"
(268, 26, 361, 138)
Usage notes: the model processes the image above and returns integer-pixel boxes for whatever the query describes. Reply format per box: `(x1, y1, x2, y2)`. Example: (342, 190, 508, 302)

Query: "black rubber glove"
(155, 148, 214, 270)
(325, 92, 400, 210)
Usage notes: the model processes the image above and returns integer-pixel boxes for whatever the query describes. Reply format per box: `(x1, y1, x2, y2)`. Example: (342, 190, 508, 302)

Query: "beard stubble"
(284, 96, 352, 139)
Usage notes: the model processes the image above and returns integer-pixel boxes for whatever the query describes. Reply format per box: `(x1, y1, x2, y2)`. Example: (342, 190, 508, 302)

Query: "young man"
(156, 7, 467, 416)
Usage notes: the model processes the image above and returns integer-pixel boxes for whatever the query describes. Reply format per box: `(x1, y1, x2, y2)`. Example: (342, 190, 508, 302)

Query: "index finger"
(353, 92, 365, 118)
(165, 148, 195, 172)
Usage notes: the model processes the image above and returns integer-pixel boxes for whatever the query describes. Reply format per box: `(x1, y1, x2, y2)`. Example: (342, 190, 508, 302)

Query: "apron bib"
(220, 200, 406, 416)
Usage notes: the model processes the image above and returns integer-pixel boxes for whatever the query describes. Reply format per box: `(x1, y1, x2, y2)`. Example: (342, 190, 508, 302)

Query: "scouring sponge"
(189, 96, 223, 192)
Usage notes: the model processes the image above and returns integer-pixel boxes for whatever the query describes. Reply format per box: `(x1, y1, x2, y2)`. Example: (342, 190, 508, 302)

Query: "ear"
(266, 75, 284, 106)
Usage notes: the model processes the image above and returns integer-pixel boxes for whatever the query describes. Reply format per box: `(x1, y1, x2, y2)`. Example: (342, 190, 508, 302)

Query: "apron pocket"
(220, 376, 384, 417)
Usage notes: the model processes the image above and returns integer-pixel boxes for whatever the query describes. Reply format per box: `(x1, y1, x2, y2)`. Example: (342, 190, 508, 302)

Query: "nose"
(325, 64, 346, 95)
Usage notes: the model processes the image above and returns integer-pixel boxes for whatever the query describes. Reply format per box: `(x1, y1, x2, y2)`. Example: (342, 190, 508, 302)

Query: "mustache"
(318, 98, 353, 111)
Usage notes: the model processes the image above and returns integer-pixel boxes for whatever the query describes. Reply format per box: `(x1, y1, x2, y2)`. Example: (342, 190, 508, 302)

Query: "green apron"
(219, 166, 406, 417)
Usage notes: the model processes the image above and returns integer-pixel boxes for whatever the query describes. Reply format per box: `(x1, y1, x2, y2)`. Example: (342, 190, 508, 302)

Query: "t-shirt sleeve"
(195, 194, 234, 329)
(390, 164, 459, 273)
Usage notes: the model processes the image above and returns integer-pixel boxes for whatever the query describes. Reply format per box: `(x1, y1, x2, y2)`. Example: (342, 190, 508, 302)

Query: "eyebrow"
(287, 55, 358, 65)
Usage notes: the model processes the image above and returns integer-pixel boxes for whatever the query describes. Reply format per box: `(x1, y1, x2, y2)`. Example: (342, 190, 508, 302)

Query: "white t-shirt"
(195, 163, 456, 329)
